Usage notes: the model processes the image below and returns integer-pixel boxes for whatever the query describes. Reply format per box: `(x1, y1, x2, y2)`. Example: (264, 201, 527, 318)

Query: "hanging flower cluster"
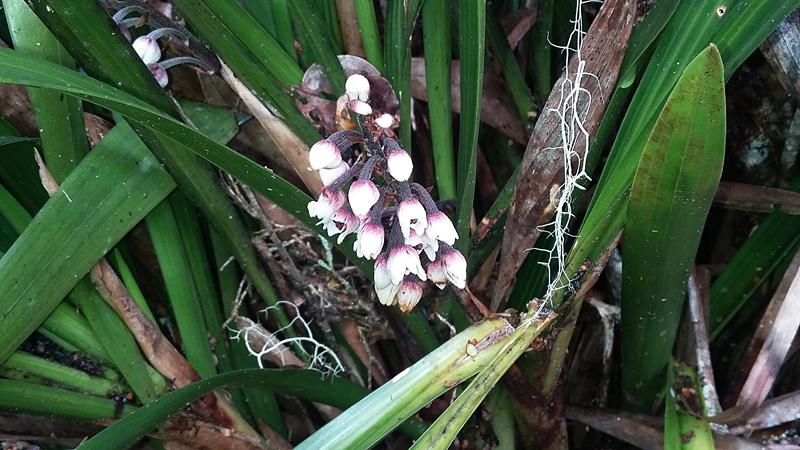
(307, 74, 467, 312)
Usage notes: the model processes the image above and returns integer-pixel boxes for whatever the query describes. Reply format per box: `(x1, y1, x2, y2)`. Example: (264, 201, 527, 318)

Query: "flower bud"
(375, 255, 400, 305)
(425, 211, 458, 245)
(387, 149, 413, 182)
(133, 36, 162, 65)
(319, 161, 349, 186)
(348, 99, 373, 116)
(426, 259, 447, 289)
(397, 198, 427, 239)
(148, 63, 169, 88)
(345, 74, 371, 102)
(387, 245, 427, 285)
(354, 219, 385, 259)
(348, 180, 380, 217)
(309, 139, 342, 170)
(375, 113, 394, 129)
(397, 277, 424, 313)
(439, 246, 467, 289)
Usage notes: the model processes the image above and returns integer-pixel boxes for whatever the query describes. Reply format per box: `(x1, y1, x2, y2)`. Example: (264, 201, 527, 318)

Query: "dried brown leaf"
(491, 0, 637, 310)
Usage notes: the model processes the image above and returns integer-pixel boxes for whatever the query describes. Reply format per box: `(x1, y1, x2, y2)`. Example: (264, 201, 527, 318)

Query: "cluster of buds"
(307, 74, 467, 312)
(113, 4, 209, 88)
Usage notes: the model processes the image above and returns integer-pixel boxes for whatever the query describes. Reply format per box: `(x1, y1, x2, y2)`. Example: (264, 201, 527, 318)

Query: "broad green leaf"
(454, 0, 486, 255)
(621, 45, 725, 412)
(79, 368, 427, 450)
(0, 121, 176, 363)
(664, 362, 716, 450)
(296, 318, 514, 450)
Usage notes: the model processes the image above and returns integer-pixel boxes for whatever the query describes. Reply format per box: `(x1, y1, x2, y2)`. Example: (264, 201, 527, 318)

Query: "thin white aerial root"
(231, 301, 344, 376)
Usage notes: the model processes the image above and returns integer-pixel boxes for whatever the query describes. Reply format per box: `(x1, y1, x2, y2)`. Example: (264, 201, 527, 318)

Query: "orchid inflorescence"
(307, 74, 467, 313)
(113, 3, 211, 88)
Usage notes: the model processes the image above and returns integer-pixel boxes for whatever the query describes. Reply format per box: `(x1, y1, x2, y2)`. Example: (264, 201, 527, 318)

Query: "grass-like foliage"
(0, 0, 799, 449)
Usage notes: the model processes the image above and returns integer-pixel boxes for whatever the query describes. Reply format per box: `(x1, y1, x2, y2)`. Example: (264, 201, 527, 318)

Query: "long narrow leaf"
(454, 0, 486, 255)
(0, 120, 176, 363)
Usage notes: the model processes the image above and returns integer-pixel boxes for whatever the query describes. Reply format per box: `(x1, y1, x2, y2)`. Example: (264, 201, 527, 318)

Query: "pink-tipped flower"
(375, 113, 394, 129)
(319, 161, 349, 186)
(148, 63, 169, 88)
(324, 207, 360, 244)
(374, 255, 400, 305)
(348, 99, 373, 116)
(133, 36, 161, 65)
(426, 259, 447, 289)
(345, 74, 370, 102)
(397, 277, 424, 313)
(407, 229, 439, 261)
(348, 180, 380, 217)
(309, 139, 342, 170)
(308, 189, 345, 224)
(397, 198, 427, 239)
(387, 149, 413, 181)
(440, 246, 467, 289)
(387, 245, 427, 285)
(425, 211, 458, 245)
(354, 219, 385, 259)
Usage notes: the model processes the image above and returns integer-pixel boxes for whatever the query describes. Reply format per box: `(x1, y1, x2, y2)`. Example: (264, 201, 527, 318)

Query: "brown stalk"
(714, 181, 800, 215)
(490, 0, 636, 311)
(335, 0, 366, 58)
(733, 248, 800, 411)
(567, 407, 777, 450)
(219, 59, 324, 196)
(760, 8, 800, 101)
(410, 57, 527, 144)
(505, 232, 622, 450)
(675, 268, 722, 416)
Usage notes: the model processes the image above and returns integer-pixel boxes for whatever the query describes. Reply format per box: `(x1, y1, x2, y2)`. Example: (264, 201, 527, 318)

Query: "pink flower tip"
(348, 99, 373, 116)
(147, 63, 168, 88)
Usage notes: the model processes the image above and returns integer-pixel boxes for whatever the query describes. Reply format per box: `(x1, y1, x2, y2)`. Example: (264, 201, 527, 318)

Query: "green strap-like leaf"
(0, 122, 176, 363)
(0, 48, 370, 275)
(78, 368, 425, 450)
(621, 45, 725, 412)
